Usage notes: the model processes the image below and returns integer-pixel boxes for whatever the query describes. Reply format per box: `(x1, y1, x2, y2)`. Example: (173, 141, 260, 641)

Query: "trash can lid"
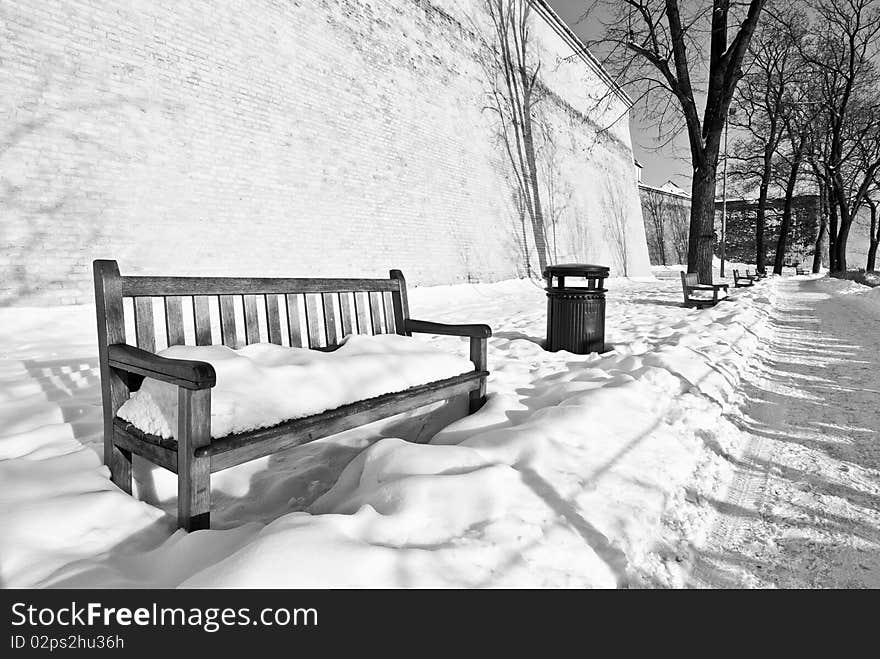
(543, 263, 610, 278)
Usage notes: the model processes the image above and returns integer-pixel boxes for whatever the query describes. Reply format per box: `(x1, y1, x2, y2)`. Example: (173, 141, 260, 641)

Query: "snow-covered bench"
(680, 271, 729, 308)
(93, 260, 490, 531)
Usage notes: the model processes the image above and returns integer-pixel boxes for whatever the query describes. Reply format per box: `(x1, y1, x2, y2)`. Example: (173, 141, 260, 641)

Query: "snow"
(691, 276, 880, 587)
(1, 273, 876, 588)
(117, 336, 475, 439)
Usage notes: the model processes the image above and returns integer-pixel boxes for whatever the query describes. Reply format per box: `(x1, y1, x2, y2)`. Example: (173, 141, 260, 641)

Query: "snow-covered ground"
(691, 276, 880, 587)
(1, 272, 877, 588)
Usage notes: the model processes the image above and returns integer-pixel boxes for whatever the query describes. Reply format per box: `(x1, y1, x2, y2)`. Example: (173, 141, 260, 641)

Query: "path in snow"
(691, 277, 880, 588)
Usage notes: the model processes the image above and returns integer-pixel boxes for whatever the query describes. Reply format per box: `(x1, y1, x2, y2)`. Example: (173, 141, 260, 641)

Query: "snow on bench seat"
(117, 334, 475, 440)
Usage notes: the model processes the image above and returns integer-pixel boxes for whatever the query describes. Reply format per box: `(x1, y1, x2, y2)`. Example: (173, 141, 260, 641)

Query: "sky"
(546, 0, 694, 189)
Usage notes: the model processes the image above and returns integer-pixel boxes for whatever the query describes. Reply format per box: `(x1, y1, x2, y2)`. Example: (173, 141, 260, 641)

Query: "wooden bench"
(795, 266, 807, 275)
(747, 268, 766, 280)
(732, 269, 755, 288)
(680, 271, 729, 308)
(93, 260, 491, 531)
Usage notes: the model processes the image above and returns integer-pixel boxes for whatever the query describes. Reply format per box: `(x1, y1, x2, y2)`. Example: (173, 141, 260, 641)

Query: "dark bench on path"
(795, 266, 807, 275)
(94, 260, 491, 531)
(732, 269, 755, 288)
(680, 271, 729, 308)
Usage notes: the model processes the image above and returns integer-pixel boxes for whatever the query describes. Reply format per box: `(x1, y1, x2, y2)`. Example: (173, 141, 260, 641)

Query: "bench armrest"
(405, 319, 492, 339)
(108, 344, 216, 390)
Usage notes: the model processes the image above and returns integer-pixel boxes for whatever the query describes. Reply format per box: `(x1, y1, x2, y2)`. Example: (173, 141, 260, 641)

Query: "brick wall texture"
(0, 0, 650, 305)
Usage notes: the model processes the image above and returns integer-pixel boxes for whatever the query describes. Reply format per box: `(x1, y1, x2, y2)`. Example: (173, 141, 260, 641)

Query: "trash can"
(543, 263, 609, 354)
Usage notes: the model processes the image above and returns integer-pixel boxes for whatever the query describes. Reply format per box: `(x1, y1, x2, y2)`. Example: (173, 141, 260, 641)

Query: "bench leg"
(109, 443, 133, 495)
(177, 387, 212, 531)
(469, 380, 487, 414)
(469, 336, 488, 413)
(102, 367, 133, 495)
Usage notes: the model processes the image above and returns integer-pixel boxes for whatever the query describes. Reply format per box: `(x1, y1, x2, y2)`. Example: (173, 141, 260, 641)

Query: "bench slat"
(339, 293, 353, 337)
(285, 294, 304, 347)
(164, 296, 186, 346)
(353, 292, 370, 334)
(243, 294, 261, 345)
(265, 294, 283, 345)
(383, 291, 396, 334)
(322, 293, 338, 346)
(122, 276, 399, 297)
(219, 295, 238, 348)
(305, 294, 324, 348)
(134, 297, 156, 352)
(193, 296, 213, 346)
(369, 291, 384, 334)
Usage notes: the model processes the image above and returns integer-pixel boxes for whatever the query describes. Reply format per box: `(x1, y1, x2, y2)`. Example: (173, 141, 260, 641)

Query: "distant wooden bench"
(94, 260, 491, 531)
(795, 266, 807, 275)
(680, 271, 729, 308)
(732, 269, 755, 288)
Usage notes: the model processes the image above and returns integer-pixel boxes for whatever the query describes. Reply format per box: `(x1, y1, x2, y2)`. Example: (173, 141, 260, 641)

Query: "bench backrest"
(680, 271, 700, 291)
(93, 260, 411, 355)
(732, 269, 741, 279)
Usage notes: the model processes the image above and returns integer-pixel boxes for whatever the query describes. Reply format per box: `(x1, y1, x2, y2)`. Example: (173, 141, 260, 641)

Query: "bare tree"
(583, 0, 767, 282)
(804, 111, 833, 272)
(797, 0, 880, 273)
(642, 187, 669, 264)
(640, 186, 690, 265)
(481, 0, 549, 275)
(605, 197, 631, 276)
(538, 125, 573, 264)
(770, 67, 822, 274)
(729, 5, 807, 273)
(668, 198, 690, 264)
(772, 114, 810, 274)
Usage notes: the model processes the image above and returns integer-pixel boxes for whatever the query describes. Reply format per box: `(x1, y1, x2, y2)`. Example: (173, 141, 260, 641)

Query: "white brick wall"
(0, 0, 650, 305)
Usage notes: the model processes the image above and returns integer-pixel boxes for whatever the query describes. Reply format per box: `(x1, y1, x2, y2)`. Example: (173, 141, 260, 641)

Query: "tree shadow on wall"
(0, 74, 151, 305)
(466, 1, 617, 278)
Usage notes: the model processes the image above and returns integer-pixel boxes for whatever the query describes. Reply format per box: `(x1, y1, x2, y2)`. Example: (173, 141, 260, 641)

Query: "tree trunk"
(755, 151, 774, 274)
(867, 200, 878, 272)
(812, 180, 827, 273)
(773, 157, 801, 275)
(756, 199, 767, 274)
(687, 163, 719, 283)
(656, 207, 668, 265)
(831, 193, 851, 274)
(828, 198, 839, 273)
(521, 114, 548, 274)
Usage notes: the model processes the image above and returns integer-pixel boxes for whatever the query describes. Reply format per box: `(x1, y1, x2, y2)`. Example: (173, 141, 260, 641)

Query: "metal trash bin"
(543, 263, 609, 354)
